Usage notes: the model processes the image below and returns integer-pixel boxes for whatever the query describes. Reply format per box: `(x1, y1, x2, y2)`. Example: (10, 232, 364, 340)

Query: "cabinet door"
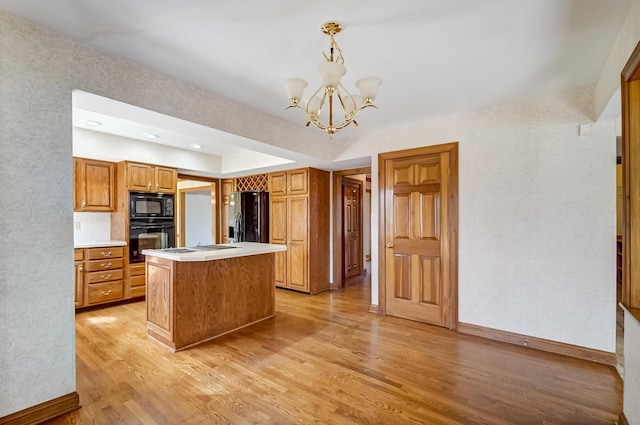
(127, 162, 154, 192)
(74, 260, 84, 308)
(155, 167, 176, 193)
(287, 197, 308, 291)
(270, 197, 288, 288)
(287, 169, 308, 196)
(269, 172, 287, 197)
(74, 158, 116, 212)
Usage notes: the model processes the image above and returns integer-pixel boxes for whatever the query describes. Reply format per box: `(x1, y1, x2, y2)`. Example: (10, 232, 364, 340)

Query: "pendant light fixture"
(284, 21, 382, 135)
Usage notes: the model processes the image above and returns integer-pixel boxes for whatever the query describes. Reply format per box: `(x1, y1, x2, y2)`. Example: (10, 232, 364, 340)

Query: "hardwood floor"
(48, 275, 622, 424)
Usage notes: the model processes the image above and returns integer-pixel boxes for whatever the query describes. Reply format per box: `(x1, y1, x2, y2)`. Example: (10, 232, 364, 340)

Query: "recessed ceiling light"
(85, 120, 102, 126)
(144, 133, 160, 140)
(190, 144, 203, 149)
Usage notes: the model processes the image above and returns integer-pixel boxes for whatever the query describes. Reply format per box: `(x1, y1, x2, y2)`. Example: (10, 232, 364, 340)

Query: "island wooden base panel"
(149, 314, 276, 352)
(43, 279, 622, 425)
(146, 253, 275, 351)
(458, 322, 618, 366)
(0, 392, 79, 425)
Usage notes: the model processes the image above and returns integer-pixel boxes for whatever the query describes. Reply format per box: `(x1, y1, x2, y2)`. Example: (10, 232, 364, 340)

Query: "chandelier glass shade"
(284, 21, 382, 135)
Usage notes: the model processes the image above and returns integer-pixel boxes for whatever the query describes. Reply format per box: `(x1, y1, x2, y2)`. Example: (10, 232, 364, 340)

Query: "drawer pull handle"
(100, 251, 112, 257)
(100, 274, 112, 280)
(101, 262, 112, 268)
(101, 289, 112, 296)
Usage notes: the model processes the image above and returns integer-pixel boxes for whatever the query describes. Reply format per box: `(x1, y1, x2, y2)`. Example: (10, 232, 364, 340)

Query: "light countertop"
(142, 242, 286, 262)
(74, 240, 127, 249)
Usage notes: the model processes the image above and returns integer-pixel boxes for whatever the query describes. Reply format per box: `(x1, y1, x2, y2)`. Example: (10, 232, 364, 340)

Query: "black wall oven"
(129, 192, 176, 263)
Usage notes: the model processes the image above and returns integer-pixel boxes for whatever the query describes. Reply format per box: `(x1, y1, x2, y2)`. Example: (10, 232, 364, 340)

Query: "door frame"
(342, 176, 364, 279)
(176, 174, 218, 248)
(377, 143, 459, 330)
(332, 167, 371, 289)
(621, 41, 640, 310)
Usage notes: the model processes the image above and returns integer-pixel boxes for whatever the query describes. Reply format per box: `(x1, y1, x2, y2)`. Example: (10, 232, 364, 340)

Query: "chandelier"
(283, 21, 382, 135)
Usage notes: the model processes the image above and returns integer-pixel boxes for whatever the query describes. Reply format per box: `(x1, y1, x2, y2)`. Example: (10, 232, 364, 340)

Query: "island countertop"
(142, 242, 285, 262)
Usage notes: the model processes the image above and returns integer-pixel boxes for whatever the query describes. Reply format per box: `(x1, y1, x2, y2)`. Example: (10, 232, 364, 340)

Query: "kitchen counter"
(141, 242, 285, 262)
(75, 240, 127, 249)
(144, 243, 285, 351)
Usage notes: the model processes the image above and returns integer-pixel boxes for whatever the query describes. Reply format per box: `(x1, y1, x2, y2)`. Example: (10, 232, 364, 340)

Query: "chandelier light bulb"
(283, 20, 382, 136)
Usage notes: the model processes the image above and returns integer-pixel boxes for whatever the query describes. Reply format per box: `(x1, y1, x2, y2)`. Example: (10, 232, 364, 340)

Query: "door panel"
(270, 198, 287, 244)
(274, 250, 286, 288)
(385, 152, 451, 327)
(343, 181, 362, 278)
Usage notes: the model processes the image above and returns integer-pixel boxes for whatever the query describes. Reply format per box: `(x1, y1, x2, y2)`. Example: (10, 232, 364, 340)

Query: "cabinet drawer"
(74, 249, 84, 261)
(86, 258, 124, 272)
(130, 263, 146, 276)
(88, 281, 124, 304)
(130, 275, 146, 288)
(87, 246, 124, 260)
(130, 285, 146, 298)
(87, 269, 124, 284)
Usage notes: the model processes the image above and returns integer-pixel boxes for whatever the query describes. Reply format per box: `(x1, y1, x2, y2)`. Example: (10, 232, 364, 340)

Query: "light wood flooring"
(48, 273, 622, 424)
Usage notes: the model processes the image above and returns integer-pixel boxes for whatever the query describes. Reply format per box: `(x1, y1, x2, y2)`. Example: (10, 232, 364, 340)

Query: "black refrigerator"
(227, 191, 269, 243)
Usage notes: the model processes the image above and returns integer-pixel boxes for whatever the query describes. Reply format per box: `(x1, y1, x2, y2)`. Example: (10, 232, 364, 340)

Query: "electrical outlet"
(74, 221, 81, 230)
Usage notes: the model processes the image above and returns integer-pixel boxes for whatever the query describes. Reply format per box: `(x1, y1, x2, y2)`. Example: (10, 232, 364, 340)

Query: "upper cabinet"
(73, 157, 116, 212)
(124, 162, 176, 193)
(269, 168, 308, 197)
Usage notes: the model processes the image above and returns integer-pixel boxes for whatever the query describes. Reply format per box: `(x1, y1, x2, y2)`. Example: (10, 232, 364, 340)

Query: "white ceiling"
(0, 0, 632, 175)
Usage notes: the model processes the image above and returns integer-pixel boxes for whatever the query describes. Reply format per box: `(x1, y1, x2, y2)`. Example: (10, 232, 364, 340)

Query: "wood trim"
(458, 322, 618, 366)
(377, 142, 459, 326)
(369, 304, 379, 314)
(177, 173, 217, 182)
(331, 167, 371, 290)
(0, 392, 80, 425)
(619, 411, 630, 425)
(622, 39, 640, 81)
(622, 40, 640, 309)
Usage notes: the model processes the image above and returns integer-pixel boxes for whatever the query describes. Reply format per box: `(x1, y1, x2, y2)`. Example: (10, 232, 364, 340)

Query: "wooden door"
(127, 162, 154, 192)
(383, 150, 453, 327)
(75, 158, 115, 211)
(155, 167, 176, 193)
(287, 197, 308, 291)
(270, 197, 288, 287)
(343, 179, 362, 278)
(269, 172, 287, 197)
(288, 169, 308, 195)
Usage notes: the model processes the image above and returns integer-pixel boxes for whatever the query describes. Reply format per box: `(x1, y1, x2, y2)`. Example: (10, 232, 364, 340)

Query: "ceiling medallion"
(284, 21, 382, 136)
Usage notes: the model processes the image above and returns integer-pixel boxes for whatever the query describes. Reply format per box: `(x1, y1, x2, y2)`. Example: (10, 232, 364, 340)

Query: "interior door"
(384, 151, 452, 327)
(343, 178, 362, 278)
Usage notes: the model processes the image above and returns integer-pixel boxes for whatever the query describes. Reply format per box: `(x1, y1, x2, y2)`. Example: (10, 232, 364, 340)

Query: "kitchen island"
(142, 242, 286, 351)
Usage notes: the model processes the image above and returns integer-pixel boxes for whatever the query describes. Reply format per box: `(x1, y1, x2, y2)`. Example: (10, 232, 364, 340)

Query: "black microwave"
(130, 192, 174, 220)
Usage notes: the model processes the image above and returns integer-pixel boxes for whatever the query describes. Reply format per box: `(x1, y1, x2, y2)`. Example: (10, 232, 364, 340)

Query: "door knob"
(386, 243, 394, 248)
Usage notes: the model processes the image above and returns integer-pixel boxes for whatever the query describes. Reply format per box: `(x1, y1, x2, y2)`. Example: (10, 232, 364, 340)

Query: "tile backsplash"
(73, 212, 111, 244)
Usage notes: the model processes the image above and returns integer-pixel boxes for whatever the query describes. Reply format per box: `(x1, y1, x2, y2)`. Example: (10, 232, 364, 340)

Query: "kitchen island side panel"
(172, 253, 275, 349)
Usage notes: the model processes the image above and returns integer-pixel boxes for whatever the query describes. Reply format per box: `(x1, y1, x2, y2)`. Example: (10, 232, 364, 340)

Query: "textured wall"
(345, 87, 617, 353)
(0, 10, 320, 417)
(624, 313, 640, 424)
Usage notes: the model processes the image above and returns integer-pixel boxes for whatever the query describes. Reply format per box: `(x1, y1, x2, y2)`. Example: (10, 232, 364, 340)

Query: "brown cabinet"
(75, 246, 125, 308)
(269, 168, 330, 294)
(128, 263, 146, 298)
(124, 162, 176, 193)
(74, 249, 84, 308)
(269, 168, 308, 197)
(73, 157, 116, 212)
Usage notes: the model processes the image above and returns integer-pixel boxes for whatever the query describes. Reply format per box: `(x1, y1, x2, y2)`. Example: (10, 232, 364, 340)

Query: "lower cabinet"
(128, 263, 146, 298)
(75, 246, 145, 309)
